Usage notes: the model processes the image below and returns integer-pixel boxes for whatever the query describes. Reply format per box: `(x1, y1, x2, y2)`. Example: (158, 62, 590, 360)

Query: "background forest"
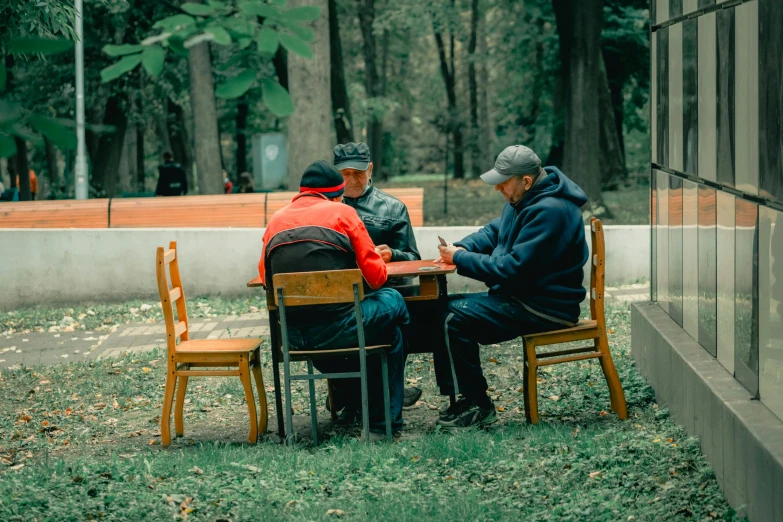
(1, 0, 650, 219)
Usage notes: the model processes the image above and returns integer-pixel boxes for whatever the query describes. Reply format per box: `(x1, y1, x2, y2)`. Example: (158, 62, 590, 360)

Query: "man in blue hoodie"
(434, 145, 589, 429)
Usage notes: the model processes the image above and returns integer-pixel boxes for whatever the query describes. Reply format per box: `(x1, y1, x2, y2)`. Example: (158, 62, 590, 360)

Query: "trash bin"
(251, 133, 288, 190)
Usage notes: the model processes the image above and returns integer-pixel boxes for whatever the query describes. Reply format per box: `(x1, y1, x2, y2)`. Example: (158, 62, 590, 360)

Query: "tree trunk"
(598, 54, 626, 188)
(167, 100, 195, 193)
(356, 0, 383, 175)
(92, 95, 128, 195)
(552, 0, 606, 213)
(14, 137, 31, 201)
(433, 30, 464, 179)
(329, 0, 353, 144)
(236, 96, 248, 175)
(467, 0, 480, 177)
(188, 40, 223, 194)
(44, 137, 59, 190)
(287, 0, 333, 188)
(477, 11, 492, 163)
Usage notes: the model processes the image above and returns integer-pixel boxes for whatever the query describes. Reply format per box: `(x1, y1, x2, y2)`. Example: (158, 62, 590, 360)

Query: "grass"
(376, 175, 650, 227)
(0, 299, 741, 521)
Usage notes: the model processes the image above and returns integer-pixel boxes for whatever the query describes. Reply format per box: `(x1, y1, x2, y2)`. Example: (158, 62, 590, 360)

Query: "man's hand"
(437, 244, 465, 264)
(375, 244, 393, 263)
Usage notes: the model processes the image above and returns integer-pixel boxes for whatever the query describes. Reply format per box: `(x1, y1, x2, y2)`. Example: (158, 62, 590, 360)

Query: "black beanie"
(299, 160, 345, 198)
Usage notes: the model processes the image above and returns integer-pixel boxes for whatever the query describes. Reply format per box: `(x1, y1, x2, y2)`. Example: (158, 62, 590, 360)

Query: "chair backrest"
(155, 241, 190, 355)
(589, 218, 606, 329)
(272, 269, 364, 307)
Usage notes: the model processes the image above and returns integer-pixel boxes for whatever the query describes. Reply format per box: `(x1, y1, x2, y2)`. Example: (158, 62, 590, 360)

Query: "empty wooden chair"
(522, 218, 628, 424)
(155, 241, 267, 446)
(273, 269, 393, 445)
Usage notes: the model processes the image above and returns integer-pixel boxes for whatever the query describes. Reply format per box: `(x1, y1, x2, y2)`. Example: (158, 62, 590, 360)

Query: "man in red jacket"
(259, 160, 409, 436)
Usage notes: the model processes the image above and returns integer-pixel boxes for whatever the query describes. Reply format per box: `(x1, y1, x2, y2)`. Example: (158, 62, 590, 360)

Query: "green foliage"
(100, 0, 323, 119)
(215, 69, 257, 99)
(0, 37, 78, 159)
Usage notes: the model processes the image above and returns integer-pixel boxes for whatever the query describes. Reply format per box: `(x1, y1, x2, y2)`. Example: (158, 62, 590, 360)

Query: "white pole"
(74, 0, 88, 200)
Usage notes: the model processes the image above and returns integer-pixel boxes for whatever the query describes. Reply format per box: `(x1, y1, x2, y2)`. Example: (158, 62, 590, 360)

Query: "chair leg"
(327, 380, 338, 422)
(524, 342, 539, 424)
(283, 355, 295, 446)
(307, 360, 318, 446)
(380, 352, 392, 442)
(359, 358, 370, 444)
(174, 375, 188, 437)
(239, 357, 258, 444)
(597, 335, 628, 420)
(161, 368, 177, 446)
(251, 358, 268, 435)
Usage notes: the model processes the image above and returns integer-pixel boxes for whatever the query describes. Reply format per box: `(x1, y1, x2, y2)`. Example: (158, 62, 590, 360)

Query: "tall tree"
(286, 0, 333, 188)
(433, 14, 465, 180)
(236, 95, 248, 175)
(552, 0, 605, 211)
(44, 137, 59, 190)
(92, 95, 128, 194)
(329, 0, 353, 144)
(166, 99, 194, 192)
(467, 0, 480, 177)
(356, 0, 384, 174)
(188, 40, 223, 194)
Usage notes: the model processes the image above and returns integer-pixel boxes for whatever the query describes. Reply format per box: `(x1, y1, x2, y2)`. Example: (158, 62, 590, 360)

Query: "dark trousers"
(285, 288, 409, 432)
(403, 299, 457, 396)
(438, 293, 563, 398)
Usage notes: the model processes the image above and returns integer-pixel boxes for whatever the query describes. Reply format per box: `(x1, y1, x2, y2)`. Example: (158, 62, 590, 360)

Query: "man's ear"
(367, 163, 374, 177)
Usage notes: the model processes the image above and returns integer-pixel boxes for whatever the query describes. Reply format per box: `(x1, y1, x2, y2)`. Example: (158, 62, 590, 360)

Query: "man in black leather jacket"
(334, 142, 420, 263)
(331, 143, 456, 416)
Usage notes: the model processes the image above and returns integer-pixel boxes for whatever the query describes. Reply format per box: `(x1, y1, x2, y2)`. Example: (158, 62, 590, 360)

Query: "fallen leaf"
(190, 466, 204, 476)
(180, 497, 193, 511)
(149, 439, 158, 445)
(326, 509, 345, 517)
(142, 367, 151, 374)
(285, 500, 296, 508)
(489, 357, 498, 363)
(608, 329, 615, 334)
(589, 471, 601, 479)
(517, 387, 524, 393)
(599, 410, 609, 416)
(496, 406, 505, 412)
(548, 395, 560, 401)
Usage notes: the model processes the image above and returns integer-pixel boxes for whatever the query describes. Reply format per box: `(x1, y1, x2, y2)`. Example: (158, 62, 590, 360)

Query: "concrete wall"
(0, 226, 649, 310)
(632, 303, 783, 522)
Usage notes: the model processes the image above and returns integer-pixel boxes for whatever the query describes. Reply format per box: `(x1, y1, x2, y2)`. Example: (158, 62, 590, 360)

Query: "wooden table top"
(246, 260, 456, 288)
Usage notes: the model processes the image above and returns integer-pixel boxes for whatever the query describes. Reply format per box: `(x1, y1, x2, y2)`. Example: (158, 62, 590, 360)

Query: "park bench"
(0, 188, 424, 228)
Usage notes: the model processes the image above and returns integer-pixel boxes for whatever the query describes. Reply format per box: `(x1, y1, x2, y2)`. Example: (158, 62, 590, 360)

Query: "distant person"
(223, 170, 233, 194)
(237, 172, 255, 193)
(155, 152, 188, 196)
(13, 169, 37, 200)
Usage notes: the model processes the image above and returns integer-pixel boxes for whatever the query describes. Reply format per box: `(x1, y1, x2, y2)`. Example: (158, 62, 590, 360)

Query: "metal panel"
(657, 0, 670, 25)
(716, 8, 735, 188)
(683, 18, 698, 177)
(734, 0, 759, 195)
(698, 13, 717, 183)
(657, 170, 670, 314)
(758, 0, 783, 203)
(652, 31, 658, 165)
(683, 180, 699, 340)
(758, 207, 783, 421)
(717, 191, 735, 374)
(669, 23, 684, 172)
(735, 198, 759, 396)
(670, 175, 684, 326)
(699, 186, 717, 356)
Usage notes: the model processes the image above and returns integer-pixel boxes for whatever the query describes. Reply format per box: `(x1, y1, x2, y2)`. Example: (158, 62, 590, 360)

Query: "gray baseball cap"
(480, 145, 542, 185)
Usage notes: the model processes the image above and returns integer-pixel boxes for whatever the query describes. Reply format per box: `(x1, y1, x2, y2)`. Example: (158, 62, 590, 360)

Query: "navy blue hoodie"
(453, 167, 588, 325)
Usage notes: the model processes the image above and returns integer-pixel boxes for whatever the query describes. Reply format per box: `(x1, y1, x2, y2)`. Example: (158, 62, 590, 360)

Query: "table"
(247, 260, 457, 437)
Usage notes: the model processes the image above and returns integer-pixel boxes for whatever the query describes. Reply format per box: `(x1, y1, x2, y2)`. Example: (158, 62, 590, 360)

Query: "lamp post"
(74, 0, 88, 200)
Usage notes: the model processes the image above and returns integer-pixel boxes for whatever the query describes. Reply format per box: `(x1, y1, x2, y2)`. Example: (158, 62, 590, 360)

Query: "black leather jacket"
(343, 184, 421, 262)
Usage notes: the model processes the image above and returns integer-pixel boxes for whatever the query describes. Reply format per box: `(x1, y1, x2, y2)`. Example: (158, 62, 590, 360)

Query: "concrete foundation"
(632, 302, 783, 522)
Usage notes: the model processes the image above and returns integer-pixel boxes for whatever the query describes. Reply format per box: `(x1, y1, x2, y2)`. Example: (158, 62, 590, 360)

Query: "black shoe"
(438, 396, 471, 419)
(436, 399, 496, 429)
(334, 407, 360, 425)
(325, 395, 344, 414)
(403, 386, 423, 408)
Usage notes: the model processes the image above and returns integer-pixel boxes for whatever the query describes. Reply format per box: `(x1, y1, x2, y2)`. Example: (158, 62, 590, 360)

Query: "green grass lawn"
(376, 175, 649, 227)
(0, 299, 740, 521)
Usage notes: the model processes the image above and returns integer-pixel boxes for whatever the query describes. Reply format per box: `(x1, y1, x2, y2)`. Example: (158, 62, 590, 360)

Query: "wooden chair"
(273, 269, 393, 445)
(522, 218, 628, 424)
(155, 241, 267, 446)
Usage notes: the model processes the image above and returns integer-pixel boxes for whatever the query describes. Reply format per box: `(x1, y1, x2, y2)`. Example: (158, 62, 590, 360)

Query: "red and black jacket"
(258, 193, 387, 320)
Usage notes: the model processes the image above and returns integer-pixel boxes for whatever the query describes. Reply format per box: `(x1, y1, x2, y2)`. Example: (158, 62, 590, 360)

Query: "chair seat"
(289, 344, 391, 360)
(176, 338, 262, 354)
(523, 320, 599, 343)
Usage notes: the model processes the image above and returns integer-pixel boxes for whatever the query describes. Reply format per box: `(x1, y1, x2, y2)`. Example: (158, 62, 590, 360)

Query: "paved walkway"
(1, 284, 649, 370)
